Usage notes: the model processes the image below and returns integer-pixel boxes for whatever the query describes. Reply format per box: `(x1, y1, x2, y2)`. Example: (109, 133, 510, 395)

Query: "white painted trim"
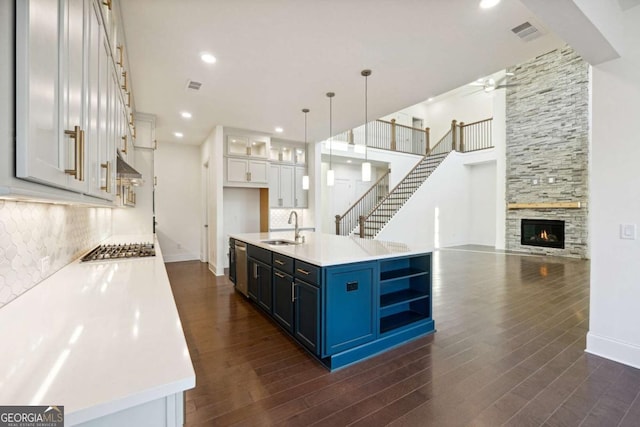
(586, 331, 640, 370)
(162, 253, 199, 263)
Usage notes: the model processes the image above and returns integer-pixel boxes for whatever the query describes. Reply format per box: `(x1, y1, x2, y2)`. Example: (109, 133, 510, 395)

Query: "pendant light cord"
(365, 73, 368, 161)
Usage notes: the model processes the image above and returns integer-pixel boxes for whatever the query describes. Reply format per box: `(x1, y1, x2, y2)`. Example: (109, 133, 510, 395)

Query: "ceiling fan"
(469, 73, 516, 93)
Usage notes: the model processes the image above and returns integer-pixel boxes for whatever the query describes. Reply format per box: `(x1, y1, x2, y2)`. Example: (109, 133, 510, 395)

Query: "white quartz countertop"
(230, 231, 432, 266)
(0, 234, 195, 425)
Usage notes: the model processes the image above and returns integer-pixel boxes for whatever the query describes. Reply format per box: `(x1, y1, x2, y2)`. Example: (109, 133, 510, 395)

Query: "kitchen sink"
(262, 239, 299, 246)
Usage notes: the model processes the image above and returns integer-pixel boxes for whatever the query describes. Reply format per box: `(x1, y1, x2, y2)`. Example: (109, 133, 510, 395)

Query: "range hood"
(116, 153, 144, 186)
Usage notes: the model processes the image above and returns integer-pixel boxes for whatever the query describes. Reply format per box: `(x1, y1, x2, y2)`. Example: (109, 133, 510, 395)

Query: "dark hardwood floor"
(166, 248, 640, 426)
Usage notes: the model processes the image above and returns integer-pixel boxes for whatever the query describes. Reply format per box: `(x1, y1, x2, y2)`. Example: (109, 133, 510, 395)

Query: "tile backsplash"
(270, 208, 312, 229)
(0, 200, 112, 307)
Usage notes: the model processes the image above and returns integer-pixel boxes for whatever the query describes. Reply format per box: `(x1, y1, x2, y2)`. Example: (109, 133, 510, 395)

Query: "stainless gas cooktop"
(81, 243, 155, 262)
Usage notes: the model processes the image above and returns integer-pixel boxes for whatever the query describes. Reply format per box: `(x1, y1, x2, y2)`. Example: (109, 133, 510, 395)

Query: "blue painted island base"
(320, 319, 436, 371)
(233, 237, 435, 372)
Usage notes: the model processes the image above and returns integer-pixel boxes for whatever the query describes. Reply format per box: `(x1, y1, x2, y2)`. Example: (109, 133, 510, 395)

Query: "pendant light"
(301, 108, 310, 190)
(326, 92, 335, 187)
(361, 69, 372, 182)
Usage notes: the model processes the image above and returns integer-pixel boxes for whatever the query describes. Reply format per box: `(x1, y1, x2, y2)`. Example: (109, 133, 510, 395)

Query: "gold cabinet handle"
(121, 134, 127, 154)
(291, 282, 296, 303)
(126, 91, 131, 107)
(274, 259, 285, 266)
(274, 272, 285, 279)
(121, 70, 128, 91)
(296, 268, 310, 275)
(116, 45, 123, 67)
(100, 161, 111, 193)
(153, 140, 157, 150)
(64, 126, 84, 181)
(102, 0, 112, 10)
(129, 113, 134, 126)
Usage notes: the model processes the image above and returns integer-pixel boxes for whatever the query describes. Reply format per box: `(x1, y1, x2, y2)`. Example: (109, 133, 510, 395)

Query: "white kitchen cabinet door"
(269, 164, 281, 207)
(248, 160, 268, 184)
(226, 158, 268, 187)
(85, 1, 109, 199)
(294, 166, 308, 208)
(269, 164, 294, 208)
(16, 0, 69, 189)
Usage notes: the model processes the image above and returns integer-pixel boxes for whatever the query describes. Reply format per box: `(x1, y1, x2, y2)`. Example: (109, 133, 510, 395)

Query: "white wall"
(376, 150, 497, 249)
(424, 90, 495, 141)
(201, 126, 225, 275)
(587, 5, 640, 368)
(468, 161, 497, 246)
(155, 142, 201, 262)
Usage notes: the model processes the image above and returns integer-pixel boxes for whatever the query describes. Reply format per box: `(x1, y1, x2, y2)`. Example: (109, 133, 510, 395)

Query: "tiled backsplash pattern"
(270, 208, 311, 229)
(0, 201, 112, 307)
(505, 46, 589, 258)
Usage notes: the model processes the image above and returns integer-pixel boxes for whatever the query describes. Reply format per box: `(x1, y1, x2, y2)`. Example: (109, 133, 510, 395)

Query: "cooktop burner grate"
(81, 243, 155, 262)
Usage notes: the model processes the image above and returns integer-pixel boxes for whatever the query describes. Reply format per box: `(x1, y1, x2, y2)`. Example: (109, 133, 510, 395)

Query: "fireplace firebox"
(521, 219, 565, 249)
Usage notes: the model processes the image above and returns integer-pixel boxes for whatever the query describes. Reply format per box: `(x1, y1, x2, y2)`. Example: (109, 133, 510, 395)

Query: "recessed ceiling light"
(200, 53, 216, 64)
(275, 127, 284, 133)
(174, 132, 184, 138)
(427, 97, 434, 102)
(180, 111, 192, 119)
(479, 0, 500, 9)
(347, 160, 352, 164)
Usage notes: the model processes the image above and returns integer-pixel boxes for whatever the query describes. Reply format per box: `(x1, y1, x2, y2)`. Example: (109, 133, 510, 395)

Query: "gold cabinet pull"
(274, 259, 285, 265)
(129, 113, 134, 126)
(100, 161, 111, 193)
(121, 134, 127, 154)
(102, 0, 112, 10)
(274, 271, 285, 279)
(296, 268, 310, 275)
(126, 91, 131, 107)
(116, 45, 123, 67)
(121, 71, 127, 91)
(64, 126, 84, 181)
(291, 282, 296, 303)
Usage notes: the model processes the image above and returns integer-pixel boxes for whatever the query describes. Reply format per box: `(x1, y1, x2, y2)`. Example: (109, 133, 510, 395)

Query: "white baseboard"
(586, 331, 640, 369)
(163, 253, 199, 263)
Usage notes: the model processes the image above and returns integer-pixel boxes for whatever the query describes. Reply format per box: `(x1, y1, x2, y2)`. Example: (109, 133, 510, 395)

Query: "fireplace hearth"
(521, 219, 565, 249)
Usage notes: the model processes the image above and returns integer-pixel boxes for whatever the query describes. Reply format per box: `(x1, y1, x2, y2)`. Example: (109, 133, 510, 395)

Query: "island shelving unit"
(230, 231, 435, 370)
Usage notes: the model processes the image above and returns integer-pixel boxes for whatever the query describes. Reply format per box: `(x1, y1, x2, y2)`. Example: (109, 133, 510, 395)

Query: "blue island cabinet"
(238, 240, 434, 370)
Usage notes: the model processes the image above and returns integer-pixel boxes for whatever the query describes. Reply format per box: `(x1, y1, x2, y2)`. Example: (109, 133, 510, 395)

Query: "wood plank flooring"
(166, 248, 640, 426)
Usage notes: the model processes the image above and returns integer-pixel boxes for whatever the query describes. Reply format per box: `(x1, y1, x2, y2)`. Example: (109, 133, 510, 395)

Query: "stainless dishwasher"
(234, 241, 248, 297)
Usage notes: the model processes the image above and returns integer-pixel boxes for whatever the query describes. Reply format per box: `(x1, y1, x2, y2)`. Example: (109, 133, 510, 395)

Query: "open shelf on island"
(380, 267, 428, 282)
(378, 254, 432, 335)
(380, 310, 430, 334)
(380, 289, 429, 308)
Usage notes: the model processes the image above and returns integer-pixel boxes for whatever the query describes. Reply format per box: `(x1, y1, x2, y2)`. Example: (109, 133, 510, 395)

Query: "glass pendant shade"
(327, 169, 335, 187)
(302, 174, 309, 190)
(361, 161, 371, 182)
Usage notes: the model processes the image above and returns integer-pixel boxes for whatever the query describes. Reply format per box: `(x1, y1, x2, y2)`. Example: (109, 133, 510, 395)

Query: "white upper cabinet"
(14, 0, 129, 203)
(134, 114, 156, 149)
(269, 164, 294, 208)
(294, 166, 308, 208)
(226, 135, 268, 158)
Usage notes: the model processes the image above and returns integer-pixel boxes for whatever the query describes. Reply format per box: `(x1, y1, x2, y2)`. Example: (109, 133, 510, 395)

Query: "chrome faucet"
(288, 211, 303, 242)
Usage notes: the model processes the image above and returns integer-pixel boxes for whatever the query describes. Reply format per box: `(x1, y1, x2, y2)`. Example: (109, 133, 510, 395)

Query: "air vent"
(511, 21, 542, 42)
(186, 80, 202, 90)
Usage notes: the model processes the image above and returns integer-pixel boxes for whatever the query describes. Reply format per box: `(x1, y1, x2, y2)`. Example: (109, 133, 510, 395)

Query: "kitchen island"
(0, 235, 195, 426)
(230, 231, 435, 370)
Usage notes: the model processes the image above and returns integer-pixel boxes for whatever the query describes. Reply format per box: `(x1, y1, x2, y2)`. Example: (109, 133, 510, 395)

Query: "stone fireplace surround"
(505, 46, 589, 259)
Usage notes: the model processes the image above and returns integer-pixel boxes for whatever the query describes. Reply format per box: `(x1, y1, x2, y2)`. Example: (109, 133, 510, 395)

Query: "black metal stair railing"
(335, 169, 390, 236)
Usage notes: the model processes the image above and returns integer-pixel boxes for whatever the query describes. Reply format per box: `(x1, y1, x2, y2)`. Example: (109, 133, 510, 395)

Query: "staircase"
(360, 151, 450, 238)
(334, 117, 494, 239)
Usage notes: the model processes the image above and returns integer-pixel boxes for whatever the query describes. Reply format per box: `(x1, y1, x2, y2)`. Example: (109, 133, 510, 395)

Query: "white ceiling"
(119, 0, 564, 146)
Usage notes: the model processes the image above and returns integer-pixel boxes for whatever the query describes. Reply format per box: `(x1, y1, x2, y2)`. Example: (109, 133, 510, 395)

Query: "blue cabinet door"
(273, 270, 293, 333)
(294, 278, 320, 355)
(257, 260, 272, 313)
(324, 262, 377, 355)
